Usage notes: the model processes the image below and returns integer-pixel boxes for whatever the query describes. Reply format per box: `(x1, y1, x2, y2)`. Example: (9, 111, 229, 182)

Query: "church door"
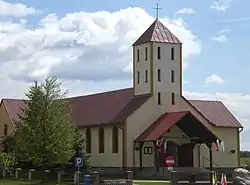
(178, 143, 194, 167)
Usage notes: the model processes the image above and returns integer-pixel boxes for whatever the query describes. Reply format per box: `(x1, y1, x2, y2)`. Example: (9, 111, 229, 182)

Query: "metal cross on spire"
(153, 0, 162, 19)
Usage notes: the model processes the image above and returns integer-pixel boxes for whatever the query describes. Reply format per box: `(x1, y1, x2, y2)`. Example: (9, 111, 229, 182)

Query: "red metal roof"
(132, 19, 182, 46)
(135, 111, 189, 142)
(2, 88, 150, 127)
(189, 100, 243, 128)
(1, 88, 243, 128)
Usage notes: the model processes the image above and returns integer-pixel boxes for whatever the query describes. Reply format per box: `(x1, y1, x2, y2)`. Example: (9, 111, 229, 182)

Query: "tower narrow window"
(145, 70, 148, 83)
(86, 128, 91, 153)
(145, 47, 148, 61)
(157, 47, 161, 59)
(171, 47, 174, 60)
(157, 69, 161, 82)
(158, 92, 161, 105)
(137, 71, 140, 84)
(172, 93, 175, 105)
(112, 126, 119, 153)
(98, 127, 105, 153)
(137, 49, 139, 62)
(171, 70, 175, 83)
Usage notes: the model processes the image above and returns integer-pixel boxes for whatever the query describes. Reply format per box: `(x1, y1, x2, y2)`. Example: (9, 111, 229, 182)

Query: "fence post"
(127, 170, 133, 180)
(170, 171, 178, 185)
(15, 168, 22, 179)
(2, 168, 6, 177)
(92, 171, 100, 185)
(57, 170, 64, 184)
(74, 171, 81, 185)
(28, 169, 35, 180)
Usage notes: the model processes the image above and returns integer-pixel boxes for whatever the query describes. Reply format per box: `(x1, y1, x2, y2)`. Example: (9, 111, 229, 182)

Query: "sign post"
(74, 157, 83, 185)
(75, 157, 83, 170)
(165, 156, 175, 171)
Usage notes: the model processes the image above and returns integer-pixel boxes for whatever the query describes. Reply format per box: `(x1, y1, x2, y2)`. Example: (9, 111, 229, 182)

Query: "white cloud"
(176, 8, 196, 15)
(211, 0, 232, 12)
(211, 28, 230, 42)
(0, 0, 40, 17)
(205, 75, 225, 86)
(212, 34, 227, 42)
(184, 91, 250, 150)
(0, 7, 201, 87)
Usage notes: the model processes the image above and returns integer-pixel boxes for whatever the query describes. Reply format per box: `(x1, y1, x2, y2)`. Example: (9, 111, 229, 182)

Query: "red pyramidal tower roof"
(133, 19, 182, 46)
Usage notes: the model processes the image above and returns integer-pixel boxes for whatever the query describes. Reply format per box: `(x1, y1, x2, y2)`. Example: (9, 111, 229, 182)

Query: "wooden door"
(178, 143, 194, 167)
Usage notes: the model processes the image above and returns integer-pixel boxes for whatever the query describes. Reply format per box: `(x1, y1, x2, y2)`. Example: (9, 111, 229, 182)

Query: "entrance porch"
(133, 111, 218, 169)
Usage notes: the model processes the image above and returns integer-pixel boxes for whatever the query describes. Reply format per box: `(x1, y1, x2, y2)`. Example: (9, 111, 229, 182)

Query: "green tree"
(0, 152, 17, 174)
(14, 76, 80, 169)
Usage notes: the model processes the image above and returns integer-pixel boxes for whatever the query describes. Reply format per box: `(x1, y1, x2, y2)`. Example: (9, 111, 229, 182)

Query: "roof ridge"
(68, 87, 133, 99)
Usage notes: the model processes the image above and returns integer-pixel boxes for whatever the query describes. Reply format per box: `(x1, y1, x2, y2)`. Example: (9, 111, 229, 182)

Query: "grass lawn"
(0, 179, 71, 185)
(133, 180, 170, 185)
(240, 157, 250, 166)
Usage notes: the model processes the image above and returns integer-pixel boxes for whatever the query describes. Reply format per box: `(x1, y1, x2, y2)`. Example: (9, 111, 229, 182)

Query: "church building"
(0, 18, 243, 170)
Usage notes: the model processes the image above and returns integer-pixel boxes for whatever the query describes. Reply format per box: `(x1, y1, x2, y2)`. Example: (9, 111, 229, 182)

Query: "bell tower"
(132, 19, 182, 107)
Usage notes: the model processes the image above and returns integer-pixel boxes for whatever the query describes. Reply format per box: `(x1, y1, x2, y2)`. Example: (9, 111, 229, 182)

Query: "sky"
(0, 0, 249, 149)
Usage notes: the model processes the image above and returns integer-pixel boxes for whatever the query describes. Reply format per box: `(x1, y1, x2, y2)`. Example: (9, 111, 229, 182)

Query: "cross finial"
(153, 0, 162, 19)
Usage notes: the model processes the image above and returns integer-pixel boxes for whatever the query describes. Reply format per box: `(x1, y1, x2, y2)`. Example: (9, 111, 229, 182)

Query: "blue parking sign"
(74, 157, 83, 167)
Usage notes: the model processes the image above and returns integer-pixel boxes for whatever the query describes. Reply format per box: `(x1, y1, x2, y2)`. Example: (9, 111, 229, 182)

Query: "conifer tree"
(14, 77, 81, 168)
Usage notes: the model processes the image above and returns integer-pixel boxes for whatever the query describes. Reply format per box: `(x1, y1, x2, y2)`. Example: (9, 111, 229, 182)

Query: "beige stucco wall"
(0, 102, 15, 137)
(198, 127, 239, 168)
(79, 126, 123, 167)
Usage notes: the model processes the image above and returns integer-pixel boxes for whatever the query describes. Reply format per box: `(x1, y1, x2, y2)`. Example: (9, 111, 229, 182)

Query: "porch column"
(153, 141, 159, 172)
(206, 143, 213, 185)
(139, 142, 144, 169)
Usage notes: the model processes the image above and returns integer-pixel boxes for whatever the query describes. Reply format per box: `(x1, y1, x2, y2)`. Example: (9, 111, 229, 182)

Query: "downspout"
(238, 127, 243, 167)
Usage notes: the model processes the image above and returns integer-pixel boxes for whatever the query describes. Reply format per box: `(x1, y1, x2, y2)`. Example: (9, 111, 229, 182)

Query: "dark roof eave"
(77, 121, 125, 128)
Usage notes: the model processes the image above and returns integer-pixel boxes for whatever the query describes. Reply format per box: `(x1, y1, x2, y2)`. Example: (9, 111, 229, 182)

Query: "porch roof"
(134, 111, 218, 143)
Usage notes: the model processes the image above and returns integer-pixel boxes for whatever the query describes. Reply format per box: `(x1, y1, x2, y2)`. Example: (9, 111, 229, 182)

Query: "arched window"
(4, 124, 8, 136)
(112, 126, 119, 153)
(85, 128, 91, 153)
(98, 127, 104, 153)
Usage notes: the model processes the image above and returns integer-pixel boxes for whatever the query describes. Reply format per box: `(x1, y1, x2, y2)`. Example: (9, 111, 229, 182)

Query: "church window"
(157, 92, 161, 105)
(157, 69, 161, 82)
(145, 47, 148, 61)
(172, 93, 175, 105)
(137, 49, 139, 62)
(171, 47, 174, 60)
(112, 126, 119, 153)
(157, 47, 161, 59)
(171, 70, 175, 83)
(98, 127, 105, 153)
(4, 124, 8, 136)
(145, 70, 148, 83)
(86, 128, 91, 153)
(137, 71, 140, 84)
(144, 146, 153, 154)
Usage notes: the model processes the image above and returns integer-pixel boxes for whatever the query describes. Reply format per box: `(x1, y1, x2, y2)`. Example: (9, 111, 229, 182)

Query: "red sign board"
(165, 156, 175, 167)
